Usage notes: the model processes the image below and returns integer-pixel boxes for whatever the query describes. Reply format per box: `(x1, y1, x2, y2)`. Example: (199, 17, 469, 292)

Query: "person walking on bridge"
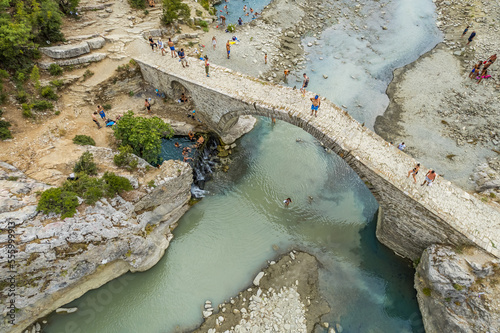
(178, 48, 188, 68)
(300, 73, 309, 96)
(204, 55, 210, 77)
(407, 163, 420, 183)
(168, 38, 176, 58)
(310, 95, 321, 117)
(421, 170, 437, 186)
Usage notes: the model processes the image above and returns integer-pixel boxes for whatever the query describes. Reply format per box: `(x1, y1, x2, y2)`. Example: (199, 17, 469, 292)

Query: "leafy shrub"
(202, 27, 209, 33)
(199, 20, 208, 28)
(73, 151, 98, 175)
(48, 64, 63, 76)
(63, 174, 104, 205)
(83, 69, 94, 80)
(116, 64, 130, 72)
(200, 0, 210, 11)
(227, 24, 235, 33)
(73, 135, 96, 146)
(0, 93, 6, 104)
(0, 110, 12, 140)
(32, 100, 54, 110)
(129, 91, 135, 97)
(30, 65, 41, 90)
(113, 111, 174, 164)
(113, 145, 138, 170)
(162, 0, 190, 25)
(41, 86, 59, 100)
(102, 172, 133, 197)
(129, 59, 137, 66)
(0, 70, 9, 79)
(37, 187, 79, 218)
(422, 288, 431, 297)
(129, 0, 145, 9)
(195, 9, 203, 16)
(103, 104, 112, 110)
(22, 103, 33, 118)
(144, 9, 149, 15)
(16, 91, 29, 103)
(50, 79, 64, 87)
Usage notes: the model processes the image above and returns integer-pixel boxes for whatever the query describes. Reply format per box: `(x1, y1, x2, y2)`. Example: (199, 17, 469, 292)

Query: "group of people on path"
(91, 105, 120, 129)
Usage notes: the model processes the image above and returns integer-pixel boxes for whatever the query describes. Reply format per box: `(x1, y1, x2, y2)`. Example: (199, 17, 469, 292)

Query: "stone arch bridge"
(134, 57, 500, 260)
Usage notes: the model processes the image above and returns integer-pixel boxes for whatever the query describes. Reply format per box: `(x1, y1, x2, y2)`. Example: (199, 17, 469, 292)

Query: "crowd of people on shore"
(462, 26, 497, 83)
(91, 105, 122, 129)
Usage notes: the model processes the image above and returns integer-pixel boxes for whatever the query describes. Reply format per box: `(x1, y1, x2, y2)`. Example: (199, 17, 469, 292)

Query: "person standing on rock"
(421, 170, 437, 186)
(407, 163, 420, 183)
(92, 112, 101, 129)
(310, 95, 320, 117)
(168, 38, 176, 58)
(238, 17, 243, 26)
(212, 36, 217, 50)
(98, 106, 106, 122)
(469, 61, 482, 79)
(145, 99, 151, 114)
(398, 142, 406, 151)
(264, 53, 267, 65)
(204, 55, 210, 77)
(300, 73, 309, 96)
(226, 40, 231, 59)
(179, 48, 188, 68)
(466, 31, 476, 45)
(461, 25, 469, 37)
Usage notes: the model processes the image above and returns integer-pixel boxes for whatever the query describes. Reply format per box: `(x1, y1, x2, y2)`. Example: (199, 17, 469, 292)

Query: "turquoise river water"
(45, 119, 423, 332)
(43, 0, 444, 331)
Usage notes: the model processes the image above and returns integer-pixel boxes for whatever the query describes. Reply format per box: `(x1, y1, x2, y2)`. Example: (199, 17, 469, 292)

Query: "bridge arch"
(135, 57, 500, 260)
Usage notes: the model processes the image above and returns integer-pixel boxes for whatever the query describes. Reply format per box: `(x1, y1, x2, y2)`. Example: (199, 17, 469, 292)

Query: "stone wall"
(0, 158, 192, 333)
(135, 57, 500, 260)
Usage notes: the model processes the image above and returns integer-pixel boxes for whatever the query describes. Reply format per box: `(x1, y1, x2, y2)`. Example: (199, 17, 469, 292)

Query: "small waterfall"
(190, 133, 220, 198)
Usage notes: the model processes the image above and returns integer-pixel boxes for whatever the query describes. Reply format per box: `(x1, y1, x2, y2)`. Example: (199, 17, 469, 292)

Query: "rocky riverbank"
(375, 0, 500, 197)
(193, 251, 331, 333)
(0, 152, 192, 333)
(415, 244, 500, 332)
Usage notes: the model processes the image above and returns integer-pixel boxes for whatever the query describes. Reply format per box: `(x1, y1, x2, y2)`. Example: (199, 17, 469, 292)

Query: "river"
(43, 0, 443, 331)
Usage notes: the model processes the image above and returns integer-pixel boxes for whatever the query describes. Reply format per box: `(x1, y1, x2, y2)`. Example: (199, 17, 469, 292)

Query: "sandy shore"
(375, 0, 500, 195)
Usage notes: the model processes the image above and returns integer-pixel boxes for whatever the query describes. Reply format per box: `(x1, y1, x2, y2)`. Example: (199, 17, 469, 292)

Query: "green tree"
(162, 0, 190, 25)
(30, 65, 40, 90)
(113, 111, 174, 164)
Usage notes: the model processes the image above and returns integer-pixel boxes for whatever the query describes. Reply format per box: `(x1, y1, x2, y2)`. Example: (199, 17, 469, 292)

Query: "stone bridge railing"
(134, 56, 500, 260)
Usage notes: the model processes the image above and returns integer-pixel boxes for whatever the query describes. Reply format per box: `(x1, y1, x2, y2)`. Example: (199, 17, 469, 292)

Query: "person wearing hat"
(310, 95, 321, 117)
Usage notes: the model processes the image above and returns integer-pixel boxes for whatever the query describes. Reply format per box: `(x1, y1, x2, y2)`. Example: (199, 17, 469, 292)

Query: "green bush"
(199, 20, 208, 28)
(37, 187, 79, 218)
(73, 135, 96, 146)
(0, 110, 12, 140)
(63, 173, 104, 205)
(21, 103, 33, 118)
(227, 24, 235, 33)
(32, 100, 54, 110)
(83, 69, 94, 80)
(0, 93, 6, 104)
(50, 79, 64, 87)
(30, 65, 41, 90)
(16, 91, 29, 103)
(113, 145, 137, 169)
(162, 0, 190, 25)
(113, 111, 174, 164)
(103, 104, 112, 110)
(200, 0, 210, 11)
(102, 172, 133, 197)
(48, 64, 63, 76)
(73, 151, 98, 176)
(41, 86, 59, 100)
(195, 9, 203, 16)
(128, 0, 145, 9)
(422, 287, 431, 297)
(202, 27, 209, 33)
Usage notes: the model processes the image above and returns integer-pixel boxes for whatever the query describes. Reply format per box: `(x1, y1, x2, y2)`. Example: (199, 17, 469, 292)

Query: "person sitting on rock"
(196, 136, 205, 147)
(188, 131, 195, 141)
